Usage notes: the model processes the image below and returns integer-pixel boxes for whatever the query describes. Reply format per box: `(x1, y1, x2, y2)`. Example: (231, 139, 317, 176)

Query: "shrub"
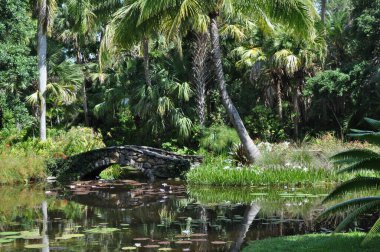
(199, 125, 239, 154)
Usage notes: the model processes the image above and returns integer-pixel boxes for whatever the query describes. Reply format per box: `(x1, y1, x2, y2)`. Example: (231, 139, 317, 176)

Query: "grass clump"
(199, 125, 239, 154)
(242, 232, 380, 252)
(188, 133, 376, 186)
(0, 127, 105, 184)
(0, 151, 45, 184)
(186, 157, 338, 186)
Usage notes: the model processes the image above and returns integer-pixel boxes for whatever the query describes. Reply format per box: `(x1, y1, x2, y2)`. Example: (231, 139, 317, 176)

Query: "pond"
(0, 180, 349, 251)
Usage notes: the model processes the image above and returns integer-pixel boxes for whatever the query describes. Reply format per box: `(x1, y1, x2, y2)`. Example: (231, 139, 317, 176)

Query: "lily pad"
(175, 240, 192, 244)
(122, 247, 137, 250)
(211, 241, 227, 245)
(85, 227, 120, 234)
(158, 248, 174, 251)
(0, 238, 15, 244)
(25, 244, 48, 249)
(133, 237, 150, 241)
(0, 232, 20, 236)
(56, 234, 85, 240)
(144, 245, 160, 248)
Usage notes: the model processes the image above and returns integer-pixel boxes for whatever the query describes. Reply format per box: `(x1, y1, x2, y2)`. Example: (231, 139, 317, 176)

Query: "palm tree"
(233, 25, 326, 138)
(133, 0, 317, 162)
(37, 0, 57, 140)
(321, 0, 327, 23)
(192, 32, 209, 127)
(319, 118, 380, 245)
(57, 0, 97, 126)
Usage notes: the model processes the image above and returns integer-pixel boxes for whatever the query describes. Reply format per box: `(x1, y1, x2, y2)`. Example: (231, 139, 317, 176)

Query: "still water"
(0, 180, 334, 251)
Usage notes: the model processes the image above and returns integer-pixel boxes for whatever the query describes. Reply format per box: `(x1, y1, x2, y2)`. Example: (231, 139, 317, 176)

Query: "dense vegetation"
(0, 1, 380, 250)
(1, 0, 378, 149)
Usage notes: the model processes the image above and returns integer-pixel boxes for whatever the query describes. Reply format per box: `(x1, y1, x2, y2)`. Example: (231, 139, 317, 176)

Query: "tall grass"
(0, 127, 105, 184)
(186, 162, 339, 186)
(188, 133, 376, 186)
(0, 151, 45, 184)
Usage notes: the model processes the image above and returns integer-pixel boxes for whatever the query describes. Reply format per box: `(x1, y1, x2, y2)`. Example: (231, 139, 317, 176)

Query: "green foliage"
(305, 70, 350, 96)
(0, 126, 104, 184)
(0, 151, 45, 184)
(186, 153, 339, 186)
(243, 232, 380, 252)
(199, 125, 239, 154)
(244, 106, 287, 142)
(319, 118, 380, 243)
(99, 164, 124, 180)
(229, 143, 250, 165)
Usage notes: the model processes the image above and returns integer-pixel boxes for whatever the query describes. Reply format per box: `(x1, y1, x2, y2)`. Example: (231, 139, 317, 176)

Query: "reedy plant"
(319, 118, 380, 244)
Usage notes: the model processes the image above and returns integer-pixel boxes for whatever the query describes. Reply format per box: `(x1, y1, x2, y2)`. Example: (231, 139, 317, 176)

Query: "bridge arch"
(51, 145, 203, 181)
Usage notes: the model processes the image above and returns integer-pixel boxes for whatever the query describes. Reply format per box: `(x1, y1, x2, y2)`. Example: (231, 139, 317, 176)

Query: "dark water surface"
(0, 180, 335, 251)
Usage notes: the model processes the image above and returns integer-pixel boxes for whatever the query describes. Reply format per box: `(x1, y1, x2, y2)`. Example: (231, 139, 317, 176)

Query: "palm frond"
(364, 118, 380, 131)
(318, 197, 380, 220)
(362, 217, 380, 245)
(334, 200, 380, 233)
(323, 177, 380, 203)
(338, 158, 380, 174)
(330, 149, 380, 165)
(348, 131, 380, 146)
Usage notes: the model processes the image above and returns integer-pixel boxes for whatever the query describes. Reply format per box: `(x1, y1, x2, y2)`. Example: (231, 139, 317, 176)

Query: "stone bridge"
(50, 145, 203, 181)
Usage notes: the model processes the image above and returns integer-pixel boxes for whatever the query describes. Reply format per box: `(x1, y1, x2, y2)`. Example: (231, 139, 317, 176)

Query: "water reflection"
(0, 181, 333, 251)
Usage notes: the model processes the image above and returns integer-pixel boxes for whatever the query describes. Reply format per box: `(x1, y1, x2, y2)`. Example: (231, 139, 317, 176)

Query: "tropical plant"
(55, 0, 98, 126)
(319, 117, 380, 244)
(103, 0, 319, 163)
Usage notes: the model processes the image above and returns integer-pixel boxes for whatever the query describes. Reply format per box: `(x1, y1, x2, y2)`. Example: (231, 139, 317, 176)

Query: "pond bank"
(243, 232, 380, 252)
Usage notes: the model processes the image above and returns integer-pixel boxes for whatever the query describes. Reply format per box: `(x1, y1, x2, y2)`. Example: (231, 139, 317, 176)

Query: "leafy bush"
(0, 126, 105, 184)
(244, 105, 288, 142)
(199, 125, 239, 154)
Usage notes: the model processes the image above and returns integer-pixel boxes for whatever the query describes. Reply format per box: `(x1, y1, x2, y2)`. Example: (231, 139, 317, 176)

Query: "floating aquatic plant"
(85, 227, 120, 234)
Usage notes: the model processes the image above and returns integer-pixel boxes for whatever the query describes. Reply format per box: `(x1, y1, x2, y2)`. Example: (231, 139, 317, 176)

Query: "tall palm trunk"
(82, 82, 89, 126)
(230, 203, 261, 252)
(38, 0, 47, 141)
(142, 36, 152, 86)
(76, 44, 89, 126)
(41, 201, 50, 252)
(276, 78, 283, 120)
(209, 14, 261, 163)
(321, 0, 327, 23)
(192, 33, 209, 127)
(292, 85, 301, 139)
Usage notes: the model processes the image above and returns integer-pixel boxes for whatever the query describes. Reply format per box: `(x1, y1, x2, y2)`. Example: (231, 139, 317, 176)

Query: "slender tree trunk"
(321, 0, 327, 23)
(76, 45, 90, 126)
(192, 33, 209, 127)
(142, 36, 152, 86)
(276, 79, 283, 120)
(292, 85, 300, 139)
(230, 203, 261, 252)
(42, 201, 50, 252)
(38, 0, 47, 141)
(82, 83, 89, 126)
(209, 14, 261, 163)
